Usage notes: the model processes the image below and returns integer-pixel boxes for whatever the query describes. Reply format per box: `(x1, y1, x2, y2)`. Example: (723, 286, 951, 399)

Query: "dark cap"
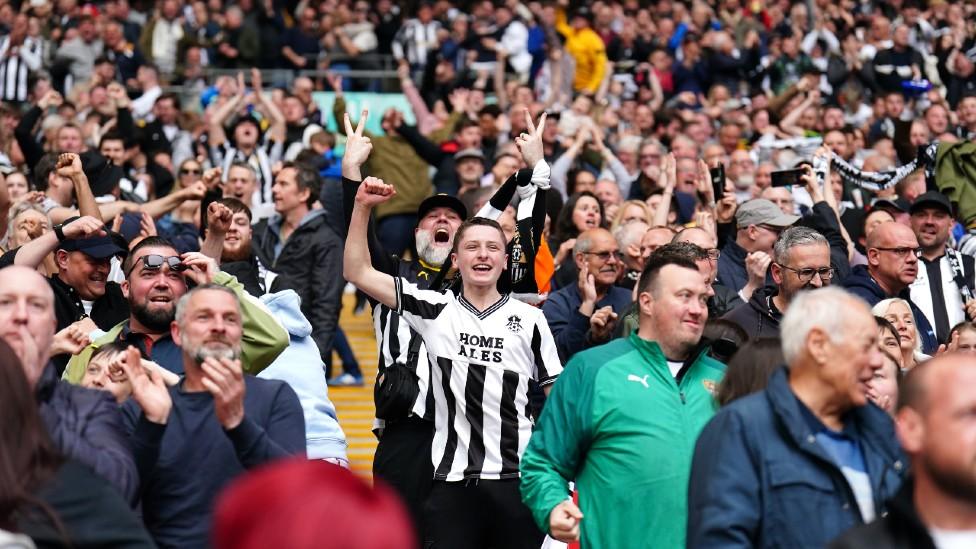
(910, 191, 953, 215)
(233, 114, 263, 132)
(453, 148, 484, 162)
(417, 194, 467, 222)
(571, 6, 593, 22)
(57, 232, 127, 259)
(872, 197, 909, 214)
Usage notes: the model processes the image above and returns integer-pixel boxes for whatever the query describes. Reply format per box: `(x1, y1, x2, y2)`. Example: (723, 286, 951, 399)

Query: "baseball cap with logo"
(735, 199, 800, 228)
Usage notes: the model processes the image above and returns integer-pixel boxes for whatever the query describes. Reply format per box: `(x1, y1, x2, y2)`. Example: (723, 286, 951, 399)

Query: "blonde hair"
(610, 200, 652, 233)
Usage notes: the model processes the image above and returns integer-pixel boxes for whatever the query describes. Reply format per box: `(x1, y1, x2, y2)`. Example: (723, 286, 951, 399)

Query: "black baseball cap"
(872, 197, 910, 214)
(58, 233, 127, 259)
(417, 194, 467, 222)
(910, 191, 953, 215)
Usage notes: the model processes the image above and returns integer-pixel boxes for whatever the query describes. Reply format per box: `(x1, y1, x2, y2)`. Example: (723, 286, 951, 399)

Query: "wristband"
(54, 223, 66, 242)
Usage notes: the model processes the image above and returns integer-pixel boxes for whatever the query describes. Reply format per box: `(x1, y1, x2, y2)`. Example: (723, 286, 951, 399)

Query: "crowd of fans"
(4, 0, 976, 547)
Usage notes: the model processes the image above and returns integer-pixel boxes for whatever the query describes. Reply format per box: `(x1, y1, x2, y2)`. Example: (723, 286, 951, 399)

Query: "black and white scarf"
(829, 141, 940, 192)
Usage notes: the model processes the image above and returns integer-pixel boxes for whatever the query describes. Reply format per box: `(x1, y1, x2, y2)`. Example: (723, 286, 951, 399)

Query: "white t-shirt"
(667, 360, 683, 378)
(930, 528, 976, 549)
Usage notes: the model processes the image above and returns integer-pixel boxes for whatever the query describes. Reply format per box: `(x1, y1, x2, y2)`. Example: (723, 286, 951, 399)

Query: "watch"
(53, 223, 66, 242)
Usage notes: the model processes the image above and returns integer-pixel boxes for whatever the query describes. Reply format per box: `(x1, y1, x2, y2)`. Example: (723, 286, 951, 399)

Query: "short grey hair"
(174, 284, 242, 327)
(614, 221, 649, 251)
(772, 226, 828, 265)
(781, 287, 864, 364)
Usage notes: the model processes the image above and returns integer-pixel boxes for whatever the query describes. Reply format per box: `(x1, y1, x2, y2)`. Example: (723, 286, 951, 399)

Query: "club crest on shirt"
(506, 315, 523, 333)
(702, 380, 717, 395)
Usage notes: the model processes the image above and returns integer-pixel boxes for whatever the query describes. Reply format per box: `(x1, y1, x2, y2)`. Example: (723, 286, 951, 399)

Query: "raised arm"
(13, 215, 105, 268)
(250, 68, 286, 144)
(208, 72, 247, 149)
(344, 176, 399, 310)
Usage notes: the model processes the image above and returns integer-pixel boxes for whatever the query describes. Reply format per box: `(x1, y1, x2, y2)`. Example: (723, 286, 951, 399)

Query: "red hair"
(213, 459, 416, 549)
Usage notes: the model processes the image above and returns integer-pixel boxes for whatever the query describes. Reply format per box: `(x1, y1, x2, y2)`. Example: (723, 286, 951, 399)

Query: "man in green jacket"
(63, 235, 289, 383)
(520, 253, 725, 548)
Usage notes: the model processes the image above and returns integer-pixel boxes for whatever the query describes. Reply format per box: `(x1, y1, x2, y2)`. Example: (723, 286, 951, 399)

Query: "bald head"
(0, 266, 57, 387)
(866, 220, 918, 249)
(673, 226, 717, 250)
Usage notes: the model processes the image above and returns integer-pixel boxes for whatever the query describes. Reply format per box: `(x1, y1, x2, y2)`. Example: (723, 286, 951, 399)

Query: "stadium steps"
(331, 293, 379, 480)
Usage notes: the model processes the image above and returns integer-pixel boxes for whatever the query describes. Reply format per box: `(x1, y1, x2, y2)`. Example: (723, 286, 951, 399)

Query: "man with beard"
(251, 162, 347, 383)
(62, 235, 289, 382)
(724, 226, 834, 340)
(543, 228, 633, 362)
(119, 284, 305, 548)
(908, 191, 976, 344)
(688, 287, 905, 548)
(830, 353, 976, 549)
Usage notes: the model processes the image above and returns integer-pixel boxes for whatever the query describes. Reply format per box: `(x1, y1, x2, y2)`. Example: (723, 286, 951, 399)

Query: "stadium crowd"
(4, 0, 976, 547)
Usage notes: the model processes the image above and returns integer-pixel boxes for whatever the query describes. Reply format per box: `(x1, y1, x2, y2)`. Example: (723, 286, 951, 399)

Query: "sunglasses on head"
(127, 254, 187, 277)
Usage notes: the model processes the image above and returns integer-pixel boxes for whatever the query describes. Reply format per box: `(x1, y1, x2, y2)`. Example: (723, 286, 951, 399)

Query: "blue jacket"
(541, 283, 633, 362)
(842, 264, 938, 354)
(716, 239, 749, 293)
(687, 368, 907, 549)
(258, 289, 348, 461)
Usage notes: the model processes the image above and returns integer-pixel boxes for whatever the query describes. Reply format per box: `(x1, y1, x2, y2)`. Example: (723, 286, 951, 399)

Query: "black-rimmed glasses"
(777, 264, 835, 283)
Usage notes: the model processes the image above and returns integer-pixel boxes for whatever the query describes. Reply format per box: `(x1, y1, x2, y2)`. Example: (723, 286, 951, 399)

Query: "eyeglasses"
(777, 264, 835, 283)
(703, 248, 721, 261)
(583, 251, 624, 262)
(126, 254, 187, 278)
(180, 168, 202, 175)
(872, 246, 922, 258)
(758, 224, 785, 234)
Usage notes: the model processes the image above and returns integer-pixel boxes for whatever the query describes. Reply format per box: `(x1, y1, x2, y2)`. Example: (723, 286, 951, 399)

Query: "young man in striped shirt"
(344, 112, 561, 549)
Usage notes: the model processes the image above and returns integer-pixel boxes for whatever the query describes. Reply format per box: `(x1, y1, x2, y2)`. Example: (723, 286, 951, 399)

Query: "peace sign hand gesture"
(515, 108, 547, 169)
(342, 109, 372, 180)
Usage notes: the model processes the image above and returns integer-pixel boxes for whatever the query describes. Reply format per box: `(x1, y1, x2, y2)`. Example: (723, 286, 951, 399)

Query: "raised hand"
(50, 320, 92, 356)
(549, 500, 584, 543)
(250, 67, 263, 92)
(181, 180, 208, 200)
(107, 82, 130, 108)
(38, 90, 63, 110)
(56, 152, 84, 179)
(589, 305, 618, 343)
(696, 159, 715, 206)
(138, 211, 157, 238)
(342, 109, 373, 175)
(207, 201, 233, 235)
(200, 356, 246, 429)
(578, 262, 598, 316)
(326, 72, 343, 96)
(515, 108, 547, 168)
(449, 87, 470, 114)
(180, 251, 218, 285)
(119, 345, 172, 424)
(201, 166, 222, 190)
(62, 215, 106, 239)
(355, 176, 396, 208)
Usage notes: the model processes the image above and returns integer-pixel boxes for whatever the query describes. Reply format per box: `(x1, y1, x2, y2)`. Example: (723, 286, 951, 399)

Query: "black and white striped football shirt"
(395, 277, 562, 481)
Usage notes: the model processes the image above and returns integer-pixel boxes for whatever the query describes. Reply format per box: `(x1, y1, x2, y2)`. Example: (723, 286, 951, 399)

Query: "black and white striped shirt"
(395, 277, 562, 481)
(391, 19, 441, 68)
(0, 36, 41, 103)
(211, 137, 283, 213)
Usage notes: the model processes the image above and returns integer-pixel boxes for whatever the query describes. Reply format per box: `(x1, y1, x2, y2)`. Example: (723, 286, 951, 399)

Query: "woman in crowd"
(715, 338, 785, 407)
(872, 298, 928, 371)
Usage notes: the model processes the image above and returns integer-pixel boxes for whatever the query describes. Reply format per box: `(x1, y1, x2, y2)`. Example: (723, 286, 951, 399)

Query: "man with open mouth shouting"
(344, 108, 561, 549)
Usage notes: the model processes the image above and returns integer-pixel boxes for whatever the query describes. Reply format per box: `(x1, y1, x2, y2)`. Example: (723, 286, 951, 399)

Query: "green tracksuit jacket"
(520, 332, 725, 549)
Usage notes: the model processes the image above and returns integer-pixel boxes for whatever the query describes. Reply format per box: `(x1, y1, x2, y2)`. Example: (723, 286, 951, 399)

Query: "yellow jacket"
(555, 9, 608, 93)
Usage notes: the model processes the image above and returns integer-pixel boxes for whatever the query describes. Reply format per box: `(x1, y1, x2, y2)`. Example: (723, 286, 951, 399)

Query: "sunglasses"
(180, 168, 202, 176)
(127, 254, 187, 277)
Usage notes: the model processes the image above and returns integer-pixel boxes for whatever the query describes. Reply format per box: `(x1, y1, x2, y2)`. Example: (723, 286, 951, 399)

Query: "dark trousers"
(423, 478, 544, 549)
(326, 326, 361, 378)
(373, 416, 434, 544)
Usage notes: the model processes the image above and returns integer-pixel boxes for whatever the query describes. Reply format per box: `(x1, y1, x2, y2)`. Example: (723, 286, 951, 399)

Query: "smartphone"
(771, 168, 805, 188)
(710, 164, 725, 199)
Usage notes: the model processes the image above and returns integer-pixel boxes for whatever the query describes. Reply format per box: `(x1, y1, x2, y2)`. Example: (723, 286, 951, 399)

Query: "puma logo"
(627, 374, 649, 388)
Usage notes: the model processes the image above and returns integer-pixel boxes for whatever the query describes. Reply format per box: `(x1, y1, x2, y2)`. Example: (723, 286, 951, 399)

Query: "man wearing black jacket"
(724, 226, 834, 339)
(831, 353, 976, 549)
(251, 162, 348, 380)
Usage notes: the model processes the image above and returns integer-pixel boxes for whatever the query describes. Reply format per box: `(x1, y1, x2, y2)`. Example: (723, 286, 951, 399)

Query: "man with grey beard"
(119, 284, 304, 549)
